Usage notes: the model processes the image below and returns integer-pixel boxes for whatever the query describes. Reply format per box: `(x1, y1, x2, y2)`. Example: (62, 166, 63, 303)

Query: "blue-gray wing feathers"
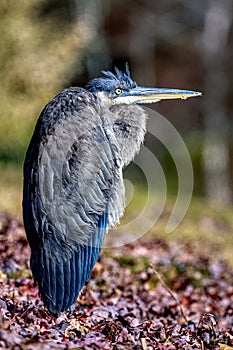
(23, 88, 118, 313)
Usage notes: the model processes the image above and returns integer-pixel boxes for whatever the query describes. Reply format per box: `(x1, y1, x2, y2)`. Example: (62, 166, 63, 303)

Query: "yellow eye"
(115, 88, 122, 95)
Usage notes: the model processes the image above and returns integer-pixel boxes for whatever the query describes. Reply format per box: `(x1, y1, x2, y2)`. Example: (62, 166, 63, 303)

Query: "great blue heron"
(23, 65, 201, 314)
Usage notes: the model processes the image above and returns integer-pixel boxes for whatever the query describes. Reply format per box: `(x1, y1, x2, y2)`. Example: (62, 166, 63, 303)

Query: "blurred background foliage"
(0, 0, 233, 251)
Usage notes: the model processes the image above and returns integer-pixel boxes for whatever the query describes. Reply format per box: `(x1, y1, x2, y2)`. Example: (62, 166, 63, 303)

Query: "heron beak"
(116, 87, 202, 104)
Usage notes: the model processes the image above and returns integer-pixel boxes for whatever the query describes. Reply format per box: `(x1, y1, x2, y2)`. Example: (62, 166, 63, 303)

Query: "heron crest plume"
(86, 63, 137, 92)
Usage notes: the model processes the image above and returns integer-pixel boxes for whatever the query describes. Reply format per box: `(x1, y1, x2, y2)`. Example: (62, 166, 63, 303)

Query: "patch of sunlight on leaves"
(6, 268, 32, 280)
(147, 196, 233, 267)
(118, 184, 233, 268)
(114, 255, 150, 274)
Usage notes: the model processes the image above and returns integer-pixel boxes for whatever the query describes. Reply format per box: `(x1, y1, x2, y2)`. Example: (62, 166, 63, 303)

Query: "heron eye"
(115, 88, 122, 95)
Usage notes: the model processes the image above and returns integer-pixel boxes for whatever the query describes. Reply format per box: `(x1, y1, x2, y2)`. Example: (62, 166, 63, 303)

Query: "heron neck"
(108, 104, 147, 167)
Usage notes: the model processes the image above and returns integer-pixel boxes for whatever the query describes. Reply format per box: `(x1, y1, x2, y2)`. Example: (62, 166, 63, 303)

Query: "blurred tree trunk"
(129, 5, 157, 84)
(72, 0, 110, 76)
(201, 0, 232, 204)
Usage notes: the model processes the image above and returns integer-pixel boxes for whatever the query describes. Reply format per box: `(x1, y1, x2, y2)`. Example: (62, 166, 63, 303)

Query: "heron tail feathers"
(30, 212, 108, 314)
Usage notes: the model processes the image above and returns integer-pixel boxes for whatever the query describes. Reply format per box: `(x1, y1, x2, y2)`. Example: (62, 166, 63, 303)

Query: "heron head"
(86, 64, 202, 105)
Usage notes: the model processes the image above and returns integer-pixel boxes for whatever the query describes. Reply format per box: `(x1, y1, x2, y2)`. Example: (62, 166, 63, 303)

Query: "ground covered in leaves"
(0, 214, 233, 349)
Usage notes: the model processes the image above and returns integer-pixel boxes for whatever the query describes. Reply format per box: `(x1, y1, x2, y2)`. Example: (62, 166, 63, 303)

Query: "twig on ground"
(150, 264, 189, 324)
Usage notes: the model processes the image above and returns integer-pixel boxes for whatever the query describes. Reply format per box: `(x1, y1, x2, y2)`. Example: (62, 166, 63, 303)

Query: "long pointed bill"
(115, 87, 202, 105)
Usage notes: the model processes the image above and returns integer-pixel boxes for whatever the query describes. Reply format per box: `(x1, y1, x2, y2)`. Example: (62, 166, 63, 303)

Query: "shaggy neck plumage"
(110, 104, 147, 167)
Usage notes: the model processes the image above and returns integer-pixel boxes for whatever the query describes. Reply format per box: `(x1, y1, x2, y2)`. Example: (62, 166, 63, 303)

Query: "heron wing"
(23, 88, 119, 313)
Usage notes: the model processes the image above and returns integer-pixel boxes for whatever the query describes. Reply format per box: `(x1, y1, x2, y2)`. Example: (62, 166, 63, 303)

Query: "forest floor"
(0, 212, 233, 350)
